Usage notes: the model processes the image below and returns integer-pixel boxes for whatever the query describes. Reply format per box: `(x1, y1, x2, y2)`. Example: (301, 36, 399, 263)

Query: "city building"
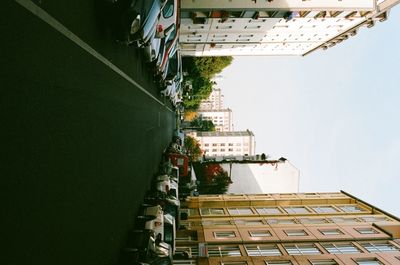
(187, 130, 256, 157)
(176, 191, 400, 265)
(197, 109, 233, 132)
(179, 0, 397, 56)
(219, 158, 300, 194)
(199, 88, 225, 111)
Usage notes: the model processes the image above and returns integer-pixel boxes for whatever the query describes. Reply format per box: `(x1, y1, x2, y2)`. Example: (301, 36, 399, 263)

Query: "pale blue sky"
(219, 6, 400, 217)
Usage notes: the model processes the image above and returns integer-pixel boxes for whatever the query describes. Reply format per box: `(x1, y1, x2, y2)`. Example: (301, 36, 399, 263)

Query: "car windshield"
(162, 0, 174, 18)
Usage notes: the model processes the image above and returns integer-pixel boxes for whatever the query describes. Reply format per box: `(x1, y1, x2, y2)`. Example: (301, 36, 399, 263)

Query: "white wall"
(221, 161, 300, 194)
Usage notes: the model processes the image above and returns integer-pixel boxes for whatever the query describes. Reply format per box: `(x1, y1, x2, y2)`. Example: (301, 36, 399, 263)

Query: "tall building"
(197, 109, 233, 132)
(176, 191, 400, 265)
(188, 130, 256, 157)
(179, 0, 397, 56)
(199, 88, 225, 111)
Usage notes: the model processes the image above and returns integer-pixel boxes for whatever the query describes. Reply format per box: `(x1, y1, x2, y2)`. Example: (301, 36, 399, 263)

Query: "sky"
(218, 5, 400, 217)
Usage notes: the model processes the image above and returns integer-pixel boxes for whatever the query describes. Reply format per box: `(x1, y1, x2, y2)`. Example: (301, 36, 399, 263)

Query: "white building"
(199, 88, 224, 110)
(180, 0, 396, 56)
(197, 109, 233, 132)
(219, 158, 300, 194)
(189, 130, 256, 157)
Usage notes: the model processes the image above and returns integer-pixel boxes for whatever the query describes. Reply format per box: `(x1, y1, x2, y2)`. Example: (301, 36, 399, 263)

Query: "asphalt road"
(1, 1, 175, 264)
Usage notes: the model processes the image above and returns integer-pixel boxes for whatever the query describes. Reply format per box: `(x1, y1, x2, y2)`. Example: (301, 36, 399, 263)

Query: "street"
(1, 0, 175, 264)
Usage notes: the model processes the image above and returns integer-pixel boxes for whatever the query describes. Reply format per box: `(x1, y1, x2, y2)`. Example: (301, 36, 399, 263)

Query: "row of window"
(200, 205, 367, 216)
(222, 258, 391, 265)
(204, 143, 248, 147)
(204, 148, 248, 152)
(174, 246, 398, 265)
(213, 227, 380, 239)
(206, 242, 399, 257)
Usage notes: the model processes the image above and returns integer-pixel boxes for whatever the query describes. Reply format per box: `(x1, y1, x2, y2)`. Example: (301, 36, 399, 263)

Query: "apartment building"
(175, 191, 400, 265)
(199, 88, 224, 111)
(179, 0, 397, 56)
(188, 130, 256, 157)
(197, 109, 233, 132)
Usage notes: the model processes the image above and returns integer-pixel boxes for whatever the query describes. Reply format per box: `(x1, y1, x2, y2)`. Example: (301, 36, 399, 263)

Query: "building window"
(338, 205, 365, 213)
(319, 229, 344, 236)
(245, 245, 282, 256)
(228, 143, 234, 146)
(204, 143, 209, 146)
(256, 207, 282, 215)
(284, 244, 321, 255)
(360, 242, 400, 253)
(235, 219, 264, 226)
(200, 208, 225, 215)
(202, 220, 232, 226)
(311, 206, 338, 213)
(359, 216, 391, 222)
(283, 206, 311, 214)
(222, 262, 247, 265)
(309, 260, 338, 265)
(220, 143, 225, 146)
(354, 258, 383, 265)
(328, 217, 360, 223)
(228, 208, 253, 215)
(265, 261, 292, 265)
(214, 231, 236, 238)
(355, 228, 379, 234)
(285, 230, 308, 236)
(220, 149, 225, 152)
(208, 245, 241, 257)
(298, 218, 328, 224)
(212, 143, 218, 146)
(249, 230, 272, 237)
(267, 218, 297, 225)
(322, 243, 361, 254)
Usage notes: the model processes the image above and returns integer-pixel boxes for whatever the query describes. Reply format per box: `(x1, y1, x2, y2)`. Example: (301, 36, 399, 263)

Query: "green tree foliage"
(190, 117, 215, 131)
(182, 56, 233, 111)
(184, 136, 203, 161)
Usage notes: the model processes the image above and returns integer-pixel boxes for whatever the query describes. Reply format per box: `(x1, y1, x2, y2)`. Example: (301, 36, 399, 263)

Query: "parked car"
(155, 28, 179, 79)
(163, 213, 176, 254)
(115, 0, 166, 46)
(136, 204, 164, 239)
(155, 0, 179, 39)
(121, 229, 173, 265)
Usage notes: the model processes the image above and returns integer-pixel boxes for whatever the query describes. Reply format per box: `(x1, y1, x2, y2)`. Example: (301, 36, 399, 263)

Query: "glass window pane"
(360, 242, 400, 253)
(311, 206, 338, 213)
(249, 230, 272, 237)
(256, 207, 282, 214)
(284, 244, 321, 255)
(214, 231, 236, 238)
(285, 230, 308, 236)
(310, 260, 338, 265)
(338, 205, 364, 213)
(319, 229, 343, 235)
(265, 261, 292, 265)
(322, 243, 361, 254)
(283, 206, 311, 214)
(228, 208, 253, 215)
(245, 245, 282, 256)
(200, 208, 225, 215)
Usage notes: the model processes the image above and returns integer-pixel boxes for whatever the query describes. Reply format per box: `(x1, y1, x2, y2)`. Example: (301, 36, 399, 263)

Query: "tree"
(182, 56, 233, 111)
(190, 117, 215, 131)
(196, 163, 231, 195)
(184, 136, 203, 161)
